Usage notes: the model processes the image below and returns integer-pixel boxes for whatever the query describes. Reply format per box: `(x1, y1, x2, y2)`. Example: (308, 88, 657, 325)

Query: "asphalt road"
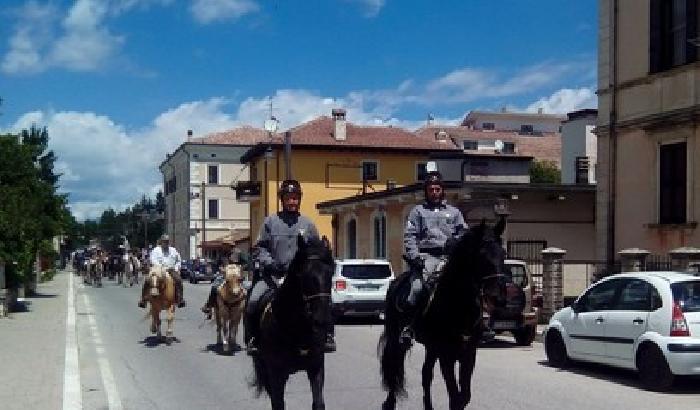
(74, 274, 700, 410)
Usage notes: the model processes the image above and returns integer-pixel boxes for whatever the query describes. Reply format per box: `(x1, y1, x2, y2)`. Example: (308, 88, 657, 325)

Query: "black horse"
(251, 234, 335, 410)
(379, 219, 508, 410)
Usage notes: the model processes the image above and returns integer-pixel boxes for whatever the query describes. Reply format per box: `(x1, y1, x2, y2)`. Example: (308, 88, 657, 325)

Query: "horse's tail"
(249, 356, 267, 397)
(378, 280, 408, 396)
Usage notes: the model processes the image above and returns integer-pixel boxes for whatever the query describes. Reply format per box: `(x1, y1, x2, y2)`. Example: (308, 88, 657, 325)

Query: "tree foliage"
(529, 160, 561, 184)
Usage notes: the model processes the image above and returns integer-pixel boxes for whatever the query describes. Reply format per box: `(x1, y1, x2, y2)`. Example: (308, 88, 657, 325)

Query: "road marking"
(83, 293, 124, 410)
(63, 272, 82, 410)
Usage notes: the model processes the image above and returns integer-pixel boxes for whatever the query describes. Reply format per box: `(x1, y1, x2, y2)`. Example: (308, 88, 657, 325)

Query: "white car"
(544, 271, 700, 391)
(331, 259, 394, 319)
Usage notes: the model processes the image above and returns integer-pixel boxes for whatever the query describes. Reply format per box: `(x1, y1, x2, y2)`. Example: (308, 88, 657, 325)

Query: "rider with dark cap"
(401, 163, 468, 344)
(244, 179, 337, 354)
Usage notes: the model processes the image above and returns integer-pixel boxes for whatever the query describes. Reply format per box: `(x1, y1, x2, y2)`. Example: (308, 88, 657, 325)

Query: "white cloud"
(0, 1, 56, 74)
(524, 87, 597, 114)
(190, 0, 259, 24)
(346, 0, 386, 17)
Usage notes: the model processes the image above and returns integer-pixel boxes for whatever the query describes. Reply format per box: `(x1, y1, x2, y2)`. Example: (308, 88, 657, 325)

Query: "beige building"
(159, 127, 268, 260)
(597, 0, 700, 265)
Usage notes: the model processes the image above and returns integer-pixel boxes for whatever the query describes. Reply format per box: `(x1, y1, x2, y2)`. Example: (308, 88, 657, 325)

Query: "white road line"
(83, 293, 124, 410)
(63, 272, 82, 410)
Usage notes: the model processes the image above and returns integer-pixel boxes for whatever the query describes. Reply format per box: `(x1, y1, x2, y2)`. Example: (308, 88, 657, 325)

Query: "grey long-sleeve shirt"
(252, 211, 320, 277)
(404, 201, 467, 262)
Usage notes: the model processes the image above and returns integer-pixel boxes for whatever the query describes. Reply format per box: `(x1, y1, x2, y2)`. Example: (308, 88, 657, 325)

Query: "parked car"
(482, 259, 539, 346)
(189, 259, 217, 284)
(331, 259, 394, 319)
(543, 271, 700, 391)
(179, 259, 193, 280)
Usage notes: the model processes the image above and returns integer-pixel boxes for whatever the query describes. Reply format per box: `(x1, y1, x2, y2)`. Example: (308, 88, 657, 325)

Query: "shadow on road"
(537, 360, 700, 394)
(139, 335, 181, 348)
(335, 316, 383, 326)
(28, 292, 58, 299)
(202, 343, 243, 356)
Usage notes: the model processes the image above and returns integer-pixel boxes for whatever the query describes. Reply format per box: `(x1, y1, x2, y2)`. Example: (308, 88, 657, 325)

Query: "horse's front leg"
(215, 308, 223, 346)
(439, 357, 460, 410)
(166, 305, 174, 343)
(307, 360, 325, 410)
(457, 343, 478, 409)
(268, 366, 288, 410)
(422, 348, 438, 410)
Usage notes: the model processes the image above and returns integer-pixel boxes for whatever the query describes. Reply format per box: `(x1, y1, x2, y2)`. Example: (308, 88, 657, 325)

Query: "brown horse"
(144, 265, 176, 344)
(214, 264, 247, 353)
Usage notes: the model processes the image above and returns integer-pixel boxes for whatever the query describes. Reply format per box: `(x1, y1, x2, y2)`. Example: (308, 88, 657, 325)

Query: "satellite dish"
(494, 139, 504, 152)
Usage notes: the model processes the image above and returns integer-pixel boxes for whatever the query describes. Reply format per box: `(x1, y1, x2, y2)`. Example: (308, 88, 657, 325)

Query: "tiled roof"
(415, 126, 562, 166)
(190, 126, 269, 146)
(276, 116, 459, 150)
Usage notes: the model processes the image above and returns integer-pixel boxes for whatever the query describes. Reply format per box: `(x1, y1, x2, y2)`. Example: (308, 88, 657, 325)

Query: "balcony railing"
(233, 181, 261, 202)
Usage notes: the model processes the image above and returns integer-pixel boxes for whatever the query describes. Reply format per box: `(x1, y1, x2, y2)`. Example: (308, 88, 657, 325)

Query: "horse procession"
(69, 173, 510, 410)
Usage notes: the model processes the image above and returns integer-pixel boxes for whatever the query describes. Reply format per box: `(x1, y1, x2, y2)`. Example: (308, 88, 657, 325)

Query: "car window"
(341, 264, 392, 279)
(578, 279, 622, 312)
(671, 281, 700, 313)
(613, 279, 654, 311)
(506, 264, 528, 288)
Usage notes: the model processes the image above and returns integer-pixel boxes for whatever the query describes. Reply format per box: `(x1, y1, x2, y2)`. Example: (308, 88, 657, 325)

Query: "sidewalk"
(0, 271, 70, 410)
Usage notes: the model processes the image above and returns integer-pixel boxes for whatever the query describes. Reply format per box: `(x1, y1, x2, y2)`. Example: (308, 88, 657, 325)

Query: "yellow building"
(237, 109, 459, 254)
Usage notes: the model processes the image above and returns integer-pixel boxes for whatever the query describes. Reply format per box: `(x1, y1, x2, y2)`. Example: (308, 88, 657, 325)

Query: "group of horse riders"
(136, 166, 466, 354)
(75, 246, 144, 285)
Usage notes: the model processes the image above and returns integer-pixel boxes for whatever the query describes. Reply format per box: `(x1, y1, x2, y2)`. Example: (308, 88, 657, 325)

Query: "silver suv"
(331, 259, 395, 319)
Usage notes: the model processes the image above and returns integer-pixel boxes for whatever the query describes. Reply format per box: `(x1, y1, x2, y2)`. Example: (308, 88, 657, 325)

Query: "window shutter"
(686, 0, 698, 62)
(650, 0, 663, 73)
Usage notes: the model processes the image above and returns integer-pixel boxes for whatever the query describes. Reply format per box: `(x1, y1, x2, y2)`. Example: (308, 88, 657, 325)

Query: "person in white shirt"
(138, 234, 186, 308)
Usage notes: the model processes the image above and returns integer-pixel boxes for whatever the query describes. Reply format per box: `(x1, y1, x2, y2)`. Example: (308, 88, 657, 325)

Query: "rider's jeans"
(246, 280, 270, 317)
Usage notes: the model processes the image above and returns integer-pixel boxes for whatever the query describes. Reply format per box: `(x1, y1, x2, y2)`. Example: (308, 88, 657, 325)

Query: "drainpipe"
(607, 0, 619, 270)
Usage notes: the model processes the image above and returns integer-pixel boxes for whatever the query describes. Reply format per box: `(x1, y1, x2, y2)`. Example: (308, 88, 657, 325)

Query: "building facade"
(159, 127, 267, 260)
(561, 109, 598, 184)
(237, 109, 460, 247)
(597, 0, 700, 264)
(461, 109, 566, 135)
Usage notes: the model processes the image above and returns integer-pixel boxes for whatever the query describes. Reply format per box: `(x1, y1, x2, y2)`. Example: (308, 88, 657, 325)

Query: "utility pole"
(201, 181, 206, 256)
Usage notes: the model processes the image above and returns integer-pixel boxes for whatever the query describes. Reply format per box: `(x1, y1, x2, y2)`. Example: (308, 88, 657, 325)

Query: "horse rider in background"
(243, 179, 337, 355)
(401, 165, 468, 345)
(138, 234, 186, 309)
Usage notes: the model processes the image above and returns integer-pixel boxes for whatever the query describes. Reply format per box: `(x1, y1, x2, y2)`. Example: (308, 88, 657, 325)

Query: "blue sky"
(0, 0, 597, 219)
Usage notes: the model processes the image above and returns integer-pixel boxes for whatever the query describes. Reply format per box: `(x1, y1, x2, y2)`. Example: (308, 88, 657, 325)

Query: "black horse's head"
(446, 217, 508, 307)
(288, 234, 335, 345)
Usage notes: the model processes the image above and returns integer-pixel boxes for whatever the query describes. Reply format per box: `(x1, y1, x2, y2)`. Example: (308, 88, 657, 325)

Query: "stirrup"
(138, 300, 146, 308)
(246, 338, 258, 355)
(400, 326, 414, 347)
(324, 335, 337, 353)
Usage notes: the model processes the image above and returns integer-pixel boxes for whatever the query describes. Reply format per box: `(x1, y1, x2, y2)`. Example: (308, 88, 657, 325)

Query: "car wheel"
(545, 330, 569, 368)
(637, 344, 674, 392)
(514, 325, 536, 346)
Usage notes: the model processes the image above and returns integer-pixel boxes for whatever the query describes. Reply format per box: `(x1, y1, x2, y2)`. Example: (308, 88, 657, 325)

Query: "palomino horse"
(379, 220, 508, 410)
(124, 254, 140, 287)
(251, 235, 335, 410)
(213, 264, 247, 353)
(144, 265, 176, 343)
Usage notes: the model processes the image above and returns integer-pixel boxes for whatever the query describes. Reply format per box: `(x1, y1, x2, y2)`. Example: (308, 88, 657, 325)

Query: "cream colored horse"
(214, 264, 247, 353)
(145, 265, 176, 343)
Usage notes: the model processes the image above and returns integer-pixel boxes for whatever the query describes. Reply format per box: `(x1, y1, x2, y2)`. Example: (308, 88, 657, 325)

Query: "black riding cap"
(423, 171, 444, 190)
(279, 179, 303, 198)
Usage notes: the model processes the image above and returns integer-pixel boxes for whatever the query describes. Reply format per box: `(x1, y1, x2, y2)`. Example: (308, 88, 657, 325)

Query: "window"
(520, 124, 534, 134)
(650, 0, 698, 73)
(671, 281, 700, 312)
(463, 140, 478, 150)
(578, 279, 621, 312)
(659, 142, 687, 224)
(482, 122, 495, 130)
(373, 213, 387, 259)
(346, 218, 357, 259)
(341, 264, 392, 279)
(613, 280, 653, 311)
(503, 142, 516, 154)
(575, 156, 590, 184)
(208, 164, 219, 184)
(362, 161, 378, 181)
(468, 160, 490, 176)
(416, 162, 428, 181)
(208, 199, 219, 219)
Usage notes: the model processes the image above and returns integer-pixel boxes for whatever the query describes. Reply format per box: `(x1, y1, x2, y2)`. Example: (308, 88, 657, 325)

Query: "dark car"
(189, 259, 217, 284)
(180, 259, 193, 280)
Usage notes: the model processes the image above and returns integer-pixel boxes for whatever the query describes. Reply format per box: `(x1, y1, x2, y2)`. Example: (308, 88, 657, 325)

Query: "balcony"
(233, 181, 261, 202)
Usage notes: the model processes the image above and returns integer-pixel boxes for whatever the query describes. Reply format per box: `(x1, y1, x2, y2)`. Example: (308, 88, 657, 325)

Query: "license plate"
(492, 320, 516, 330)
(356, 284, 381, 290)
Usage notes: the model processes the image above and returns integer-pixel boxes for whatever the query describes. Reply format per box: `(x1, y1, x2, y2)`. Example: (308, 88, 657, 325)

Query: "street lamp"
(262, 115, 279, 216)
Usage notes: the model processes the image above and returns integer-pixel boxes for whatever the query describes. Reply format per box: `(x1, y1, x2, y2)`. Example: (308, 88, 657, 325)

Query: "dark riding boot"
(200, 286, 217, 319)
(174, 277, 186, 308)
(244, 307, 260, 355)
(138, 281, 148, 308)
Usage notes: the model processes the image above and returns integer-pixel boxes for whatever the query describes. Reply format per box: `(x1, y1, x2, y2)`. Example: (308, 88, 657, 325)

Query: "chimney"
(187, 129, 193, 141)
(537, 107, 544, 114)
(332, 108, 347, 141)
(501, 106, 507, 113)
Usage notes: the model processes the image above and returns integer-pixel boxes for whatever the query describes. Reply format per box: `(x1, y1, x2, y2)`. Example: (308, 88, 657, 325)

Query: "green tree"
(529, 160, 561, 184)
